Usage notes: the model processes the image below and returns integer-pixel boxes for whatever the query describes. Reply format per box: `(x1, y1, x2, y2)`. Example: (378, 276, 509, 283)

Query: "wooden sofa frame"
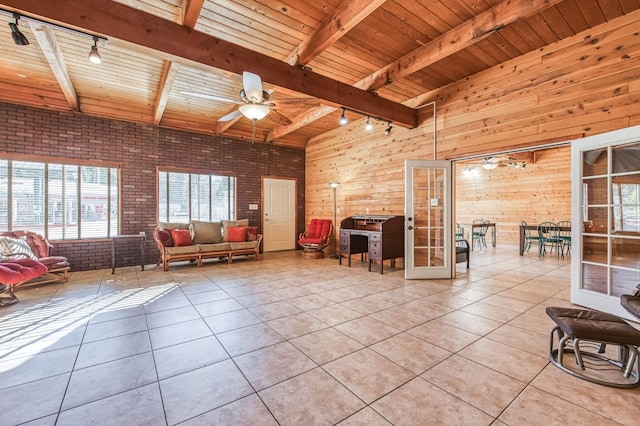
(154, 230, 262, 271)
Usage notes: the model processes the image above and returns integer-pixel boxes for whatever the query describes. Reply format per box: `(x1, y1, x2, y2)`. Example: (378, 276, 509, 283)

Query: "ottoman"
(546, 306, 640, 388)
(0, 259, 48, 306)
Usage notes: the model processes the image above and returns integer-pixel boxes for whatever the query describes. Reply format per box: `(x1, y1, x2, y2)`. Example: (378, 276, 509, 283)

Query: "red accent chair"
(298, 219, 333, 259)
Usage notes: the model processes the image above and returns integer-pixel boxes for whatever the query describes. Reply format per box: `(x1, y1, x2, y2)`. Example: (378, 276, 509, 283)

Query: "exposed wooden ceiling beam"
(286, 0, 387, 66)
(3, 0, 417, 129)
(154, 61, 179, 125)
(181, 0, 204, 29)
(265, 105, 335, 142)
(27, 22, 79, 111)
(216, 106, 241, 134)
(356, 0, 565, 91)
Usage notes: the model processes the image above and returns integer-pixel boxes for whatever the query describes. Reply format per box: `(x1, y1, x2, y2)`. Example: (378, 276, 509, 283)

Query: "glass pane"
(12, 161, 45, 232)
(583, 236, 607, 263)
(80, 166, 109, 238)
(158, 172, 167, 222)
(583, 148, 607, 176)
(413, 248, 429, 267)
(109, 169, 119, 236)
(612, 141, 640, 174)
(612, 268, 640, 297)
(583, 177, 608, 205)
(0, 160, 8, 232)
(612, 176, 640, 232)
(582, 263, 607, 293)
(585, 207, 607, 232)
(611, 236, 640, 267)
(62, 165, 79, 239)
(429, 248, 445, 266)
(168, 172, 189, 223)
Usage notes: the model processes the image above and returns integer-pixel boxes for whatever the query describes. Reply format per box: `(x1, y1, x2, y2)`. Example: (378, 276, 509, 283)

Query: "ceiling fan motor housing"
(240, 89, 270, 104)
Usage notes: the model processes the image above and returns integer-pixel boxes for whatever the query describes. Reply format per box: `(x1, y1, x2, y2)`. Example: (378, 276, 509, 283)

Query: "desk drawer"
(369, 242, 381, 259)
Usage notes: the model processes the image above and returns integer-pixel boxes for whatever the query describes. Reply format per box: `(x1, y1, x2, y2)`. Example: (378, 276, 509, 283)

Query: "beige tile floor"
(1, 246, 640, 425)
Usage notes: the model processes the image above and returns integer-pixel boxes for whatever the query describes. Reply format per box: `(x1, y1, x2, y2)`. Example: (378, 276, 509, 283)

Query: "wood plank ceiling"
(0, 0, 638, 148)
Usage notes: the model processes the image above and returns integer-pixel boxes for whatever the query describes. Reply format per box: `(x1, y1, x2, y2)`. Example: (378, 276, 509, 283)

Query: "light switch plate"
(249, 204, 259, 210)
(430, 198, 439, 207)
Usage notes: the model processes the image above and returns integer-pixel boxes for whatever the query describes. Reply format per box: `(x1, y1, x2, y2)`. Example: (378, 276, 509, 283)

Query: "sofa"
(153, 219, 262, 271)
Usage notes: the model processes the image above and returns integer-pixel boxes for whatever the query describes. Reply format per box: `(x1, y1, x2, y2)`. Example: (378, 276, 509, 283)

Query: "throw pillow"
(222, 219, 249, 241)
(0, 236, 38, 260)
(189, 220, 222, 244)
(226, 226, 248, 242)
(170, 229, 193, 247)
(246, 226, 258, 241)
(156, 229, 174, 247)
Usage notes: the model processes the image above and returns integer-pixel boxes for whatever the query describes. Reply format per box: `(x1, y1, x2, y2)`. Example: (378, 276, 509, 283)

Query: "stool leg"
(623, 346, 638, 379)
(573, 339, 586, 370)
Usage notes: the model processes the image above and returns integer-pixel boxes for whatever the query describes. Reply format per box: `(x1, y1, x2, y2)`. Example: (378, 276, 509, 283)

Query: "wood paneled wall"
(306, 9, 640, 251)
(455, 146, 571, 245)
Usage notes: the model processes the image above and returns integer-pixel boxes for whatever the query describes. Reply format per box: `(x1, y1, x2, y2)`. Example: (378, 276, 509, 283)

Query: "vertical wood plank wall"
(305, 9, 640, 253)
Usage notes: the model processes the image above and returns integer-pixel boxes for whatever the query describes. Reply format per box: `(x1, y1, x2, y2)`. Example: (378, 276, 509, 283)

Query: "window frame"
(156, 166, 237, 224)
(0, 154, 121, 241)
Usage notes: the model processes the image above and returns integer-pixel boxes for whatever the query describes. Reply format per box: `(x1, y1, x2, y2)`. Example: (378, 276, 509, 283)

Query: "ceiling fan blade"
(218, 108, 242, 122)
(265, 109, 292, 126)
(271, 98, 321, 108)
(243, 71, 264, 103)
(179, 91, 239, 104)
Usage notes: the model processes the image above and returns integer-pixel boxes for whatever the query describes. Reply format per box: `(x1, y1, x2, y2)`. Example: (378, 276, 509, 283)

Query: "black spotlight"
(10, 14, 29, 46)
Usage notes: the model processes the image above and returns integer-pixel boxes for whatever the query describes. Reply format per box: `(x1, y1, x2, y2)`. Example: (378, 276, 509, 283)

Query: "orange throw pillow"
(226, 226, 247, 242)
(170, 229, 192, 246)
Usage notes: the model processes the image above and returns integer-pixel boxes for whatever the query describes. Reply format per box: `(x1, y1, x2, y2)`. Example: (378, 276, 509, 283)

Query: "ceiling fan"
(478, 156, 526, 170)
(180, 71, 320, 127)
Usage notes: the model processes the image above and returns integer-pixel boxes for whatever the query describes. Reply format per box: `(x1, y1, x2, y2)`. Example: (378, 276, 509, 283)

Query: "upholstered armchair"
(298, 219, 333, 259)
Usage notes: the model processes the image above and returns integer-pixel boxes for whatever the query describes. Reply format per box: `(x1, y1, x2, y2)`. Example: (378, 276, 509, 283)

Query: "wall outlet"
(430, 198, 439, 207)
(365, 208, 370, 214)
(337, 207, 340, 214)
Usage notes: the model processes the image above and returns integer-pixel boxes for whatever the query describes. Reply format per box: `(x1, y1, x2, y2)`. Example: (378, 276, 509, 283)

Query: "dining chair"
(538, 222, 562, 258)
(556, 220, 571, 257)
(456, 223, 465, 240)
(472, 219, 489, 250)
(521, 221, 540, 253)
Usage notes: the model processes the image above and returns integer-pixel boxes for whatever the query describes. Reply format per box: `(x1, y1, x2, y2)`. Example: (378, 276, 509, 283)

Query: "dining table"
(519, 224, 571, 256)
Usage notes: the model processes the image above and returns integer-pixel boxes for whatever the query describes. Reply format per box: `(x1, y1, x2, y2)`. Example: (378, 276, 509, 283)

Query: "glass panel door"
(572, 126, 640, 319)
(405, 160, 452, 279)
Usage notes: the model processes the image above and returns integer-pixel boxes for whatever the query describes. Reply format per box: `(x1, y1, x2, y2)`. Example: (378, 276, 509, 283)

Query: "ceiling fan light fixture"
(88, 36, 102, 64)
(239, 103, 270, 120)
(482, 162, 499, 170)
(9, 14, 29, 46)
(384, 122, 392, 135)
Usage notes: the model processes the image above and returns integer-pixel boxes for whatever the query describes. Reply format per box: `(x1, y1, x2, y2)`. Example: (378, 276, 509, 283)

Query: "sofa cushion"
(226, 226, 247, 242)
(0, 237, 38, 261)
(246, 226, 258, 241)
(165, 245, 199, 255)
(222, 219, 249, 241)
(170, 229, 193, 247)
(198, 243, 232, 252)
(159, 222, 190, 230)
(156, 229, 174, 247)
(189, 220, 222, 244)
(230, 241, 258, 250)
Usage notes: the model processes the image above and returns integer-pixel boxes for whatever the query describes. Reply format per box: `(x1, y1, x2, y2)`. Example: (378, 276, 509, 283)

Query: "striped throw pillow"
(0, 236, 38, 261)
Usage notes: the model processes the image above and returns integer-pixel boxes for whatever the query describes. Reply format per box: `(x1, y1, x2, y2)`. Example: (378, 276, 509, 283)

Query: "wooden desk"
(339, 215, 404, 274)
(470, 222, 496, 251)
(111, 234, 146, 274)
(519, 225, 570, 256)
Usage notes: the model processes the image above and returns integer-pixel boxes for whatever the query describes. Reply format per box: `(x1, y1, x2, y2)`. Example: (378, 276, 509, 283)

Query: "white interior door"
(571, 125, 640, 320)
(262, 177, 296, 252)
(405, 159, 453, 279)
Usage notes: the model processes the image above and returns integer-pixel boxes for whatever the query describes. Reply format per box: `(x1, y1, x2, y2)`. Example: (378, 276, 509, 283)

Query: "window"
(158, 169, 236, 223)
(0, 158, 120, 239)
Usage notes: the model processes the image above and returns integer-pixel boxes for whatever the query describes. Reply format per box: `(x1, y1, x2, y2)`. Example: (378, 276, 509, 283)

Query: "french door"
(404, 160, 453, 279)
(571, 125, 640, 320)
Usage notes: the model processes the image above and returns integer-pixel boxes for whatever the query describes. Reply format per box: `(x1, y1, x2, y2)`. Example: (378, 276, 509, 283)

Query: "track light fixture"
(88, 36, 102, 64)
(9, 14, 29, 46)
(2, 8, 107, 61)
(384, 122, 392, 135)
(339, 108, 348, 125)
(365, 116, 372, 131)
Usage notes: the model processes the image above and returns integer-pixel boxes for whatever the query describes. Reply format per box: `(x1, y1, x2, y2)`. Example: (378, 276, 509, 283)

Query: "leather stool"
(546, 306, 640, 388)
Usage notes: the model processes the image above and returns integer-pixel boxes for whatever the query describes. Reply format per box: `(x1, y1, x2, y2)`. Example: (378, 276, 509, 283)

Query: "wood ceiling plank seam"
(418, 0, 466, 32)
(200, 6, 308, 45)
(523, 12, 565, 45)
(598, 0, 624, 20)
(113, 0, 182, 21)
(290, 0, 387, 66)
(556, 0, 592, 34)
(206, 0, 313, 40)
(574, 0, 608, 27)
(356, 0, 566, 91)
(251, 0, 333, 24)
(538, 5, 578, 40)
(506, 19, 547, 49)
(342, 16, 426, 60)
(381, 1, 446, 41)
(487, 28, 533, 57)
(620, 0, 640, 14)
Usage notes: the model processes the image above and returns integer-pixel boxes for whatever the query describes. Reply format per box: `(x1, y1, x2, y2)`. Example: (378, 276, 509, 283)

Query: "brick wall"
(0, 102, 305, 270)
